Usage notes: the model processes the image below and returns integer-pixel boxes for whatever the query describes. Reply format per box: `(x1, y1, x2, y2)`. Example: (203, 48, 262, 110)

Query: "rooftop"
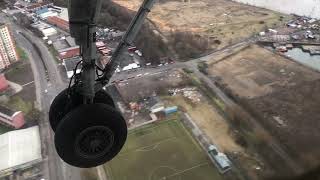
(35, 8, 49, 15)
(0, 126, 42, 173)
(53, 40, 69, 51)
(66, 36, 76, 47)
(63, 57, 82, 72)
(0, 106, 15, 117)
(58, 46, 80, 60)
(47, 16, 69, 31)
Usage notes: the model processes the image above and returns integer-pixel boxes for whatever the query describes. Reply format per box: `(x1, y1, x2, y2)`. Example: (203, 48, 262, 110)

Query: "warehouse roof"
(35, 8, 49, 15)
(0, 126, 42, 173)
(47, 16, 69, 31)
(64, 57, 82, 72)
(58, 47, 80, 60)
(63, 57, 82, 78)
(66, 36, 76, 47)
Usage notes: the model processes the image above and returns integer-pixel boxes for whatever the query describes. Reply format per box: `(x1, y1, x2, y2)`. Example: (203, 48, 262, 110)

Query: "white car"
(135, 50, 142, 57)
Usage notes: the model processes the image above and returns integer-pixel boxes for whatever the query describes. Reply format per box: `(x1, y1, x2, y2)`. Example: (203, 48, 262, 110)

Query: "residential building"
(0, 24, 19, 70)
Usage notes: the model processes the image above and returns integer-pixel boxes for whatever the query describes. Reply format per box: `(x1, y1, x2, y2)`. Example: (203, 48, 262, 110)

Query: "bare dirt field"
(208, 44, 320, 170)
(115, 68, 268, 179)
(208, 45, 319, 99)
(117, 70, 242, 154)
(162, 95, 243, 153)
(113, 0, 289, 50)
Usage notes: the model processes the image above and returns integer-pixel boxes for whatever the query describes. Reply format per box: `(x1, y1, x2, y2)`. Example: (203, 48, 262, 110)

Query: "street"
(0, 13, 83, 180)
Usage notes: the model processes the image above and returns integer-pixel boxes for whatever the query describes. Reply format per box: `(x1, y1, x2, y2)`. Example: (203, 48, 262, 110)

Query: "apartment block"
(0, 24, 19, 69)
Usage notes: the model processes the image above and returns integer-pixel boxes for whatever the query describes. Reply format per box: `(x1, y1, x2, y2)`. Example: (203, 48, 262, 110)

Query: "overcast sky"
(234, 0, 320, 18)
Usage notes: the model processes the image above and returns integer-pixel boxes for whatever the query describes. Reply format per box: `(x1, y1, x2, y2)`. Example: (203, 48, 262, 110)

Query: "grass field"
(105, 120, 223, 180)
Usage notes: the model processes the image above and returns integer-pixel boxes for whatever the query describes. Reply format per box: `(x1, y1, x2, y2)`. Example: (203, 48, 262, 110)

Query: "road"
(1, 13, 83, 180)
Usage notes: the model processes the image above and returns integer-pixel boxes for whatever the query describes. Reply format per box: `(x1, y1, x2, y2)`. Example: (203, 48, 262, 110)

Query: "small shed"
(208, 145, 232, 173)
(163, 106, 178, 115)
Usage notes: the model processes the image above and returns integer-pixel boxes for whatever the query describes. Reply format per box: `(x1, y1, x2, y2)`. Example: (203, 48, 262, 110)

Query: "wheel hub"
(75, 126, 115, 159)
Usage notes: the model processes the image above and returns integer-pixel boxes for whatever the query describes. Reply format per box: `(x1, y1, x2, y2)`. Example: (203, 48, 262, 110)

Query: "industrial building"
(63, 57, 82, 78)
(31, 21, 58, 37)
(25, 2, 53, 12)
(58, 46, 80, 60)
(0, 106, 25, 129)
(47, 16, 69, 31)
(41, 27, 57, 37)
(0, 126, 42, 177)
(0, 24, 19, 70)
(35, 7, 58, 19)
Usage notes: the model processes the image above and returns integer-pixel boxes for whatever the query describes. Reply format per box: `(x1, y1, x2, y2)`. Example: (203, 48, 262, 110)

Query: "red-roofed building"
(58, 47, 80, 60)
(58, 42, 112, 62)
(0, 106, 25, 129)
(47, 16, 69, 31)
(96, 41, 111, 56)
(96, 41, 105, 48)
(0, 74, 9, 92)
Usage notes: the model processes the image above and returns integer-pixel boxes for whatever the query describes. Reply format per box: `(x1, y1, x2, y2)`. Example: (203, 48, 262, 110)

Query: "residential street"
(0, 13, 83, 180)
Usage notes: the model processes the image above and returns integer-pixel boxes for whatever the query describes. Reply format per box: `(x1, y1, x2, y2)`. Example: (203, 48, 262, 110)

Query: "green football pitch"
(105, 120, 223, 180)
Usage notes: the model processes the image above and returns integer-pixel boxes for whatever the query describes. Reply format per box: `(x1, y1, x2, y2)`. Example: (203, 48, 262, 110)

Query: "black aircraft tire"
(49, 88, 115, 132)
(54, 103, 127, 168)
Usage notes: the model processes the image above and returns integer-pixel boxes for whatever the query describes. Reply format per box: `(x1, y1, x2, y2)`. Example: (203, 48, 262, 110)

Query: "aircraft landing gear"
(50, 0, 155, 168)
(49, 87, 115, 132)
(54, 103, 127, 168)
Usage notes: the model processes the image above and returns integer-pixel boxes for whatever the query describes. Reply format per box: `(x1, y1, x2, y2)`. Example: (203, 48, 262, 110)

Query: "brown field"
(208, 45, 319, 98)
(116, 68, 269, 179)
(162, 95, 243, 153)
(208, 45, 320, 170)
(113, 0, 290, 49)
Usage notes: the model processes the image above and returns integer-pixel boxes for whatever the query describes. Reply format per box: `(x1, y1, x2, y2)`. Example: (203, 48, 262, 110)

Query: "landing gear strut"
(49, 0, 156, 168)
